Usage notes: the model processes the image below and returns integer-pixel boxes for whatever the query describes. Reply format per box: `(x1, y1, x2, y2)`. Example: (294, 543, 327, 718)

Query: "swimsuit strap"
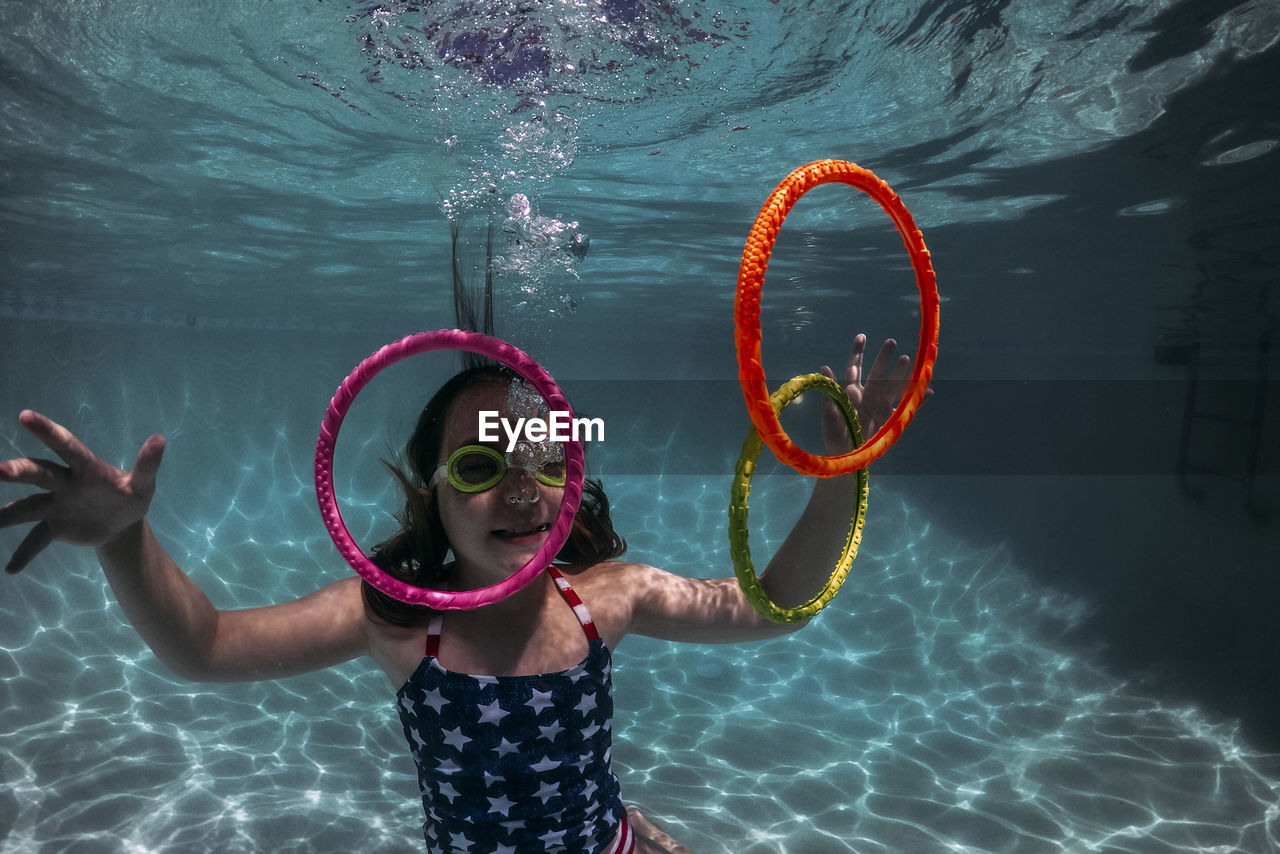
(547, 565, 601, 641)
(424, 612, 444, 659)
(423, 567, 598, 657)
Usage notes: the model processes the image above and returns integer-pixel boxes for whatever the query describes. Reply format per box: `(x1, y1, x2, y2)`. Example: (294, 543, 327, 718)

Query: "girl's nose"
(503, 467, 541, 504)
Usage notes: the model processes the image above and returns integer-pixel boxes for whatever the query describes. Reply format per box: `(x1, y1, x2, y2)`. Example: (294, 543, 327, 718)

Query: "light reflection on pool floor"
(2, 475, 1278, 852)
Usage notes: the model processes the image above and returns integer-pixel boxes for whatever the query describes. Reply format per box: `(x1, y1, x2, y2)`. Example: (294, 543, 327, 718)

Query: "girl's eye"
(456, 456, 499, 483)
(539, 461, 566, 480)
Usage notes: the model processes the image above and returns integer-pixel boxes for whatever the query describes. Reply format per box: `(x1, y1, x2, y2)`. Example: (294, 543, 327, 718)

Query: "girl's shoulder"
(550, 560, 658, 638)
(554, 558, 663, 585)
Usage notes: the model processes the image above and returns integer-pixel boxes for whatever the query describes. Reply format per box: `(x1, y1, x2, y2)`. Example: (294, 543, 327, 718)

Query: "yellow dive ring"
(729, 373, 869, 623)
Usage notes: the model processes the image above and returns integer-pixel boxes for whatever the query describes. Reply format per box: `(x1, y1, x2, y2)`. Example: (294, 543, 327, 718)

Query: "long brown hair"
(362, 364, 626, 627)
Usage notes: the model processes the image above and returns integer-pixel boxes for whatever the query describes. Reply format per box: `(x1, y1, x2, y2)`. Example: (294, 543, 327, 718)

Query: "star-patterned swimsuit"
(396, 567, 633, 854)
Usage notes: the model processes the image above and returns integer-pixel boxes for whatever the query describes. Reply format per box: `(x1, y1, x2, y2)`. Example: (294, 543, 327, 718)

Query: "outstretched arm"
(757, 334, 919, 616)
(95, 519, 368, 682)
(623, 336, 929, 644)
(1, 411, 367, 682)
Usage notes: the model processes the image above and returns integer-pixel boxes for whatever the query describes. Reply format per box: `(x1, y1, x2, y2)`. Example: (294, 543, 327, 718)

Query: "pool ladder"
(1160, 329, 1271, 523)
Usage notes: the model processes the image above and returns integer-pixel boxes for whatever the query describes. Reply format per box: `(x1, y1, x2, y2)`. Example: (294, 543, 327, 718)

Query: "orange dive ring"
(735, 159, 939, 476)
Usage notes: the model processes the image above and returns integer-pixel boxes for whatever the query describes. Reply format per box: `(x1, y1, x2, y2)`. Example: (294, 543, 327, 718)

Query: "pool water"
(3, 0, 1280, 851)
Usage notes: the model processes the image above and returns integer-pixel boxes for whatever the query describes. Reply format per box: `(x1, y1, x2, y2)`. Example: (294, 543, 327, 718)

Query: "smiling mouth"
(493, 523, 551, 540)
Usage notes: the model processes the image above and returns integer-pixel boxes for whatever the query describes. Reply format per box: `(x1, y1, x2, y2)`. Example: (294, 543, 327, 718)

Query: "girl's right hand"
(0, 411, 166, 574)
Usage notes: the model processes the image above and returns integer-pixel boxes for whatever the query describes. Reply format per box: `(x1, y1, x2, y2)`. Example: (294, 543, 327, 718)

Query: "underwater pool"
(3, 0, 1279, 851)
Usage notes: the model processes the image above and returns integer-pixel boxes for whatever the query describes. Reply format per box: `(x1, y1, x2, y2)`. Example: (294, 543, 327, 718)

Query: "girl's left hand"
(820, 334, 929, 454)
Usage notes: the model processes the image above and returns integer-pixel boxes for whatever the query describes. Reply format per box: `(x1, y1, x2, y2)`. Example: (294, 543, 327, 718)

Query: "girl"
(1, 334, 917, 853)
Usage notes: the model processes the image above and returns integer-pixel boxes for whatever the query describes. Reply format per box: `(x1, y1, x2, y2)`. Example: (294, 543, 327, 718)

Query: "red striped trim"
(424, 614, 443, 658)
(423, 569, 598, 657)
(548, 566, 600, 641)
(604, 816, 634, 854)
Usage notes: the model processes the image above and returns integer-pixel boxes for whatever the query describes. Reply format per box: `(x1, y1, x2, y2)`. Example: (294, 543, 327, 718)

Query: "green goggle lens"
(444, 445, 567, 493)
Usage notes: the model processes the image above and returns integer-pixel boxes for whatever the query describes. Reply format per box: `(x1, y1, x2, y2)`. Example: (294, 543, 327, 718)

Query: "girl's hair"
(363, 363, 627, 627)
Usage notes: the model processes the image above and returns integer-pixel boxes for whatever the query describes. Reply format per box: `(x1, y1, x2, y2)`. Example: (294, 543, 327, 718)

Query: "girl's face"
(432, 380, 565, 586)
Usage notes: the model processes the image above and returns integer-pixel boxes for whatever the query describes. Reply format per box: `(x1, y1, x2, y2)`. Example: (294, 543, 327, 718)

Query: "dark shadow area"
(874, 36, 1280, 752)
(913, 473, 1280, 753)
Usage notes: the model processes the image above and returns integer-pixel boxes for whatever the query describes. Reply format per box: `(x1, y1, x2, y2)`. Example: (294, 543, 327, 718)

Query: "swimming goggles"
(429, 444, 567, 494)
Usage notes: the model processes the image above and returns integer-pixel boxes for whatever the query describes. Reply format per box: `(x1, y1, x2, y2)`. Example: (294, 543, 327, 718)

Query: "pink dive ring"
(314, 330, 585, 609)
